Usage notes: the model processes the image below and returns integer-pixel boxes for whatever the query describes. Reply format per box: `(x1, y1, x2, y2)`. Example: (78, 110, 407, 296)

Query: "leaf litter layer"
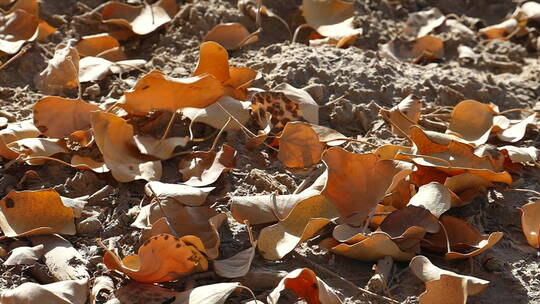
(0, 0, 539, 303)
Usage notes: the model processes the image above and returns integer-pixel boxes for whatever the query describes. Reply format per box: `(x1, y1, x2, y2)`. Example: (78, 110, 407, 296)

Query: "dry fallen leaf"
(423, 215, 503, 259)
(258, 194, 338, 260)
(214, 244, 256, 278)
(204, 23, 258, 50)
(34, 42, 80, 94)
(268, 268, 342, 304)
(520, 199, 540, 248)
(0, 120, 41, 159)
(322, 147, 415, 222)
(172, 282, 240, 304)
(75, 33, 124, 60)
(379, 94, 422, 137)
(321, 232, 414, 262)
(496, 113, 536, 142)
(119, 70, 225, 114)
(231, 171, 327, 225)
(278, 121, 325, 168)
(443, 173, 492, 205)
(0, 189, 75, 238)
(181, 95, 251, 131)
(101, 0, 177, 35)
(133, 202, 225, 259)
(273, 83, 319, 125)
(103, 233, 208, 283)
(403, 8, 445, 38)
(302, 0, 361, 40)
(447, 100, 500, 145)
(408, 182, 454, 217)
(178, 144, 236, 187)
(3, 244, 43, 265)
(91, 111, 162, 182)
(380, 35, 444, 63)
(0, 8, 55, 55)
(410, 255, 489, 303)
(145, 181, 214, 207)
(79, 56, 146, 82)
(132, 135, 188, 160)
(500, 145, 539, 164)
(0, 279, 88, 304)
(33, 96, 100, 138)
(90, 276, 114, 304)
(480, 18, 521, 40)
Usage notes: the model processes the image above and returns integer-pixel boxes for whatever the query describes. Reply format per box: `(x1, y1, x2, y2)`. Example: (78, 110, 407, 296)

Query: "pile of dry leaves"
(0, 0, 539, 303)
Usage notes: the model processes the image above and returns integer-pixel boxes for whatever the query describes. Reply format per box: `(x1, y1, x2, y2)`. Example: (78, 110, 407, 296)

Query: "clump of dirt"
(0, 0, 539, 303)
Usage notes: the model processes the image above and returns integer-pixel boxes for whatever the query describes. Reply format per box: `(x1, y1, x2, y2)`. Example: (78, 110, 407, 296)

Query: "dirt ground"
(1, 0, 540, 303)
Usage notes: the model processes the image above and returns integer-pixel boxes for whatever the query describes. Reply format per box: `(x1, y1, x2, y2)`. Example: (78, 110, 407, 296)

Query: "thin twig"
(0, 44, 31, 71)
(237, 285, 258, 304)
(208, 118, 231, 152)
(146, 183, 170, 220)
(504, 188, 540, 197)
(498, 108, 537, 116)
(159, 111, 178, 142)
(292, 251, 400, 304)
(438, 220, 452, 255)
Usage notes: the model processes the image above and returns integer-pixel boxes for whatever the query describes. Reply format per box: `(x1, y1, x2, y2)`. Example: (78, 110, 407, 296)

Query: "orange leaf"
(34, 43, 79, 94)
(0, 189, 75, 238)
(379, 95, 422, 137)
(91, 111, 162, 182)
(278, 122, 325, 168)
(380, 35, 444, 63)
(447, 100, 499, 146)
(423, 215, 503, 259)
(119, 70, 225, 114)
(33, 97, 100, 138)
(322, 147, 415, 221)
(103, 233, 208, 283)
(0, 9, 55, 55)
(268, 268, 342, 304)
(75, 33, 125, 60)
(520, 199, 540, 248)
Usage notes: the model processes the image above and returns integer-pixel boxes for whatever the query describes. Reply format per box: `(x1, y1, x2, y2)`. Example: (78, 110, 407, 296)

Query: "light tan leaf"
(273, 83, 319, 125)
(101, 0, 177, 35)
(258, 195, 338, 260)
(214, 244, 256, 278)
(520, 199, 540, 248)
(480, 18, 520, 40)
(379, 94, 422, 137)
(79, 56, 146, 82)
(3, 244, 43, 265)
(443, 173, 492, 205)
(144, 181, 214, 207)
(172, 282, 240, 304)
(181, 95, 251, 131)
(500, 145, 539, 163)
(403, 8, 445, 38)
(0, 279, 88, 304)
(231, 171, 327, 225)
(496, 113, 536, 142)
(204, 23, 258, 50)
(302, 0, 360, 40)
(408, 182, 453, 217)
(34, 42, 79, 94)
(268, 268, 342, 304)
(178, 144, 236, 187)
(70, 155, 109, 173)
(380, 35, 444, 63)
(90, 276, 114, 304)
(133, 135, 188, 160)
